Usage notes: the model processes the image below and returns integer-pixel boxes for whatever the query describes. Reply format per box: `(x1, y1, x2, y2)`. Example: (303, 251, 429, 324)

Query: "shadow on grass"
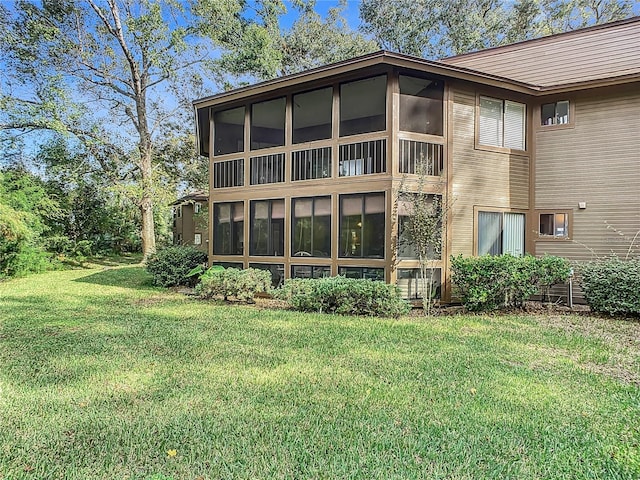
(74, 266, 156, 290)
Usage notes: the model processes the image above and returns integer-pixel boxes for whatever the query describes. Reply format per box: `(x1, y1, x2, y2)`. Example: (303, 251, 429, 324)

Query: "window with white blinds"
(478, 211, 525, 256)
(479, 96, 526, 151)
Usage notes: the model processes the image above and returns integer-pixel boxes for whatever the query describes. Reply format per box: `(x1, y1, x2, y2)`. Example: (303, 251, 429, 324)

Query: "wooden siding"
(534, 86, 640, 261)
(173, 203, 209, 253)
(450, 87, 530, 256)
(442, 17, 640, 88)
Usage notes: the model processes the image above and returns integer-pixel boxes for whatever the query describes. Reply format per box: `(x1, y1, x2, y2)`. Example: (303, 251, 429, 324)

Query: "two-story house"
(172, 190, 209, 253)
(193, 17, 640, 300)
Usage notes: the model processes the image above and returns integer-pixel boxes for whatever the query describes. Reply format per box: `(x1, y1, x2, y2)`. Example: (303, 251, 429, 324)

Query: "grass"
(0, 265, 639, 479)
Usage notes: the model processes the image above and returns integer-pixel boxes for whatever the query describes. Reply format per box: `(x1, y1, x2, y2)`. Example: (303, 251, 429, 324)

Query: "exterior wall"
(534, 84, 640, 262)
(173, 203, 209, 253)
(448, 84, 531, 258)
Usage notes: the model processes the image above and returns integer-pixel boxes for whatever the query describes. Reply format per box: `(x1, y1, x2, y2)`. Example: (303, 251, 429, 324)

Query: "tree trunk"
(139, 145, 156, 261)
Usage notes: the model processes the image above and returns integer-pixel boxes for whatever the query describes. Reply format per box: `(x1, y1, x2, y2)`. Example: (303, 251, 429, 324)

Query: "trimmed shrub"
(275, 276, 411, 318)
(196, 267, 271, 303)
(450, 254, 571, 312)
(580, 258, 640, 317)
(146, 245, 207, 287)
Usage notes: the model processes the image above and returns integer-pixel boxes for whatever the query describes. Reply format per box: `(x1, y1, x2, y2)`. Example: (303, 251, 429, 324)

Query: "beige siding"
(442, 18, 640, 88)
(535, 87, 640, 261)
(450, 88, 530, 256)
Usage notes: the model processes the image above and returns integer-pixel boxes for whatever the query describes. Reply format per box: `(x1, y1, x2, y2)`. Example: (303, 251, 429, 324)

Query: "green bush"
(196, 267, 272, 303)
(580, 258, 640, 317)
(146, 245, 207, 287)
(450, 254, 571, 312)
(275, 276, 411, 318)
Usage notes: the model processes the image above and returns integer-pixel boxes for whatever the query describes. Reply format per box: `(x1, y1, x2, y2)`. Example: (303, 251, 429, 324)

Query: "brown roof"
(441, 16, 640, 89)
(171, 190, 208, 206)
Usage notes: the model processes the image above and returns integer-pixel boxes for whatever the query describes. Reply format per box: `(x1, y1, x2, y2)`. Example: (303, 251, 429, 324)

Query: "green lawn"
(0, 266, 639, 479)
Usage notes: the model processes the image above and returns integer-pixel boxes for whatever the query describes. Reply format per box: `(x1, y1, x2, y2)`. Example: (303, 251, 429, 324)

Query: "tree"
(0, 0, 213, 260)
(394, 170, 451, 316)
(196, 0, 377, 84)
(359, 0, 637, 58)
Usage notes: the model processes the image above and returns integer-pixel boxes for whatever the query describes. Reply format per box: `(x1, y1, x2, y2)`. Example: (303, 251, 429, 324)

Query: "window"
(292, 147, 331, 181)
(292, 197, 331, 258)
(293, 87, 332, 143)
(338, 266, 384, 281)
(213, 262, 243, 269)
(399, 140, 443, 175)
(397, 268, 441, 300)
(176, 205, 182, 218)
(340, 193, 385, 258)
(397, 194, 442, 259)
(214, 202, 244, 255)
(250, 199, 285, 256)
(340, 75, 386, 137)
(175, 233, 182, 245)
(213, 159, 244, 188)
(249, 263, 284, 287)
(479, 96, 526, 150)
(197, 107, 210, 156)
(541, 101, 570, 126)
(251, 97, 285, 150)
(477, 211, 525, 256)
(291, 265, 331, 279)
(194, 233, 202, 245)
(339, 140, 386, 176)
(399, 75, 443, 136)
(194, 203, 202, 214)
(539, 213, 568, 238)
(250, 153, 285, 185)
(214, 106, 244, 155)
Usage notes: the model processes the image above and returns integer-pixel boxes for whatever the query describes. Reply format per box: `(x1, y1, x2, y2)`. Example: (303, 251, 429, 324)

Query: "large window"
(399, 75, 443, 136)
(250, 153, 285, 185)
(478, 211, 525, 256)
(291, 265, 331, 279)
(539, 213, 568, 238)
(213, 159, 244, 188)
(214, 107, 244, 156)
(293, 87, 333, 143)
(397, 194, 442, 259)
(340, 193, 385, 258)
(399, 140, 443, 176)
(340, 75, 387, 137)
(479, 96, 526, 150)
(338, 266, 384, 281)
(214, 202, 244, 255)
(292, 147, 331, 181)
(292, 196, 331, 258)
(251, 97, 285, 150)
(250, 199, 285, 256)
(339, 140, 386, 176)
(541, 101, 570, 126)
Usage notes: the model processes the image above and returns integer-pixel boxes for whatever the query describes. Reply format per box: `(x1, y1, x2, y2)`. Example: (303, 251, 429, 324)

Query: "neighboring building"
(171, 190, 209, 253)
(193, 17, 640, 300)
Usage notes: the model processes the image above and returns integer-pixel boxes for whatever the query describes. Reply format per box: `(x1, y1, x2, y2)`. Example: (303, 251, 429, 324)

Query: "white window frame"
(194, 202, 202, 214)
(194, 233, 202, 245)
(478, 96, 526, 151)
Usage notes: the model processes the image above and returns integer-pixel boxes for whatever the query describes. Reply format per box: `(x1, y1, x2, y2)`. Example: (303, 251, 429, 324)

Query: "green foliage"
(275, 276, 411, 318)
(196, 267, 271, 303)
(580, 258, 640, 317)
(359, 0, 635, 58)
(451, 254, 571, 311)
(145, 245, 208, 288)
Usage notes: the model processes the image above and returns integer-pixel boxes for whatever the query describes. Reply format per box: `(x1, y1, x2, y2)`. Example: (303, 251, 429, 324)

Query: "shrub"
(146, 245, 207, 287)
(275, 276, 411, 318)
(450, 254, 571, 312)
(196, 267, 271, 303)
(580, 258, 640, 317)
